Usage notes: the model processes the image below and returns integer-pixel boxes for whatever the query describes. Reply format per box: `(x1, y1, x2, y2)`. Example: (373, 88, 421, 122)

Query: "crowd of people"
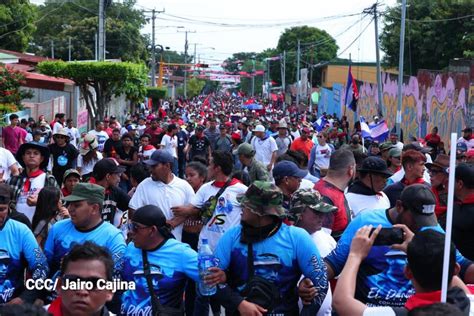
(0, 92, 474, 316)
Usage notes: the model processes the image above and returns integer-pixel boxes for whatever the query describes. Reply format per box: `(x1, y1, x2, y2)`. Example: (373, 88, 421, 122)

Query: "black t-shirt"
(177, 130, 188, 155)
(189, 134, 210, 159)
(117, 146, 138, 175)
(48, 143, 79, 180)
(103, 139, 123, 158)
(102, 186, 130, 224)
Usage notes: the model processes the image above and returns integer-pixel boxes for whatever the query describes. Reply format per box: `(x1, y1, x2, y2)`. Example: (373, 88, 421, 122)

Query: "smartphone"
(370, 227, 404, 246)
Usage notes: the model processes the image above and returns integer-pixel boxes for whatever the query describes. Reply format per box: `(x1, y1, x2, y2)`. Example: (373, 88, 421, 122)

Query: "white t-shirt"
(457, 137, 474, 150)
(16, 173, 47, 222)
(137, 124, 147, 136)
(251, 136, 278, 166)
(64, 126, 81, 148)
(345, 191, 391, 218)
(161, 134, 178, 158)
(0, 148, 18, 181)
(77, 152, 103, 175)
(299, 178, 315, 190)
(88, 130, 109, 152)
(191, 181, 248, 251)
(129, 175, 195, 241)
(313, 144, 332, 170)
(53, 121, 64, 134)
(138, 146, 156, 162)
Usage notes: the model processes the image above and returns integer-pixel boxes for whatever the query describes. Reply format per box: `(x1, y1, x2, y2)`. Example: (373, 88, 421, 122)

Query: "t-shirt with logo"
(188, 134, 210, 160)
(120, 239, 198, 315)
(48, 143, 79, 184)
(63, 126, 81, 148)
(191, 179, 247, 251)
(16, 173, 47, 223)
(0, 218, 49, 304)
(102, 186, 130, 226)
(44, 219, 126, 278)
(325, 208, 473, 307)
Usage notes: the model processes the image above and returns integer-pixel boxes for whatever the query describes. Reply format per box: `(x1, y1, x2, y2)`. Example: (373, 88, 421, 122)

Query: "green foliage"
(0, 65, 34, 107)
(239, 60, 265, 96)
(277, 26, 338, 87)
(222, 52, 257, 73)
(37, 61, 147, 120)
(380, 0, 474, 74)
(31, 0, 148, 62)
(146, 87, 167, 102)
(0, 0, 37, 51)
(176, 78, 206, 99)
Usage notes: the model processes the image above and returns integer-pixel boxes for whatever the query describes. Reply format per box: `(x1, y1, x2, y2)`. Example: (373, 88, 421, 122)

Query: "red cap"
(466, 149, 474, 158)
(231, 132, 241, 141)
(225, 121, 232, 128)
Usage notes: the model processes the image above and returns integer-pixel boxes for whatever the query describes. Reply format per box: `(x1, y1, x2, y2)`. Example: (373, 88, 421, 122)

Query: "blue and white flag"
(360, 117, 389, 142)
(313, 116, 329, 132)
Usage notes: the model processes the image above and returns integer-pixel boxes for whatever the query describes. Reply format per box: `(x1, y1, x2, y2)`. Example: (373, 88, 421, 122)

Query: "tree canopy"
(37, 61, 148, 121)
(31, 0, 148, 62)
(0, 0, 37, 52)
(0, 65, 33, 114)
(380, 0, 474, 74)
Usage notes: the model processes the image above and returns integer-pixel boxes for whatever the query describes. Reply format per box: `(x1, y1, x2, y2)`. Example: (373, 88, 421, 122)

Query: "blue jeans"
(172, 158, 179, 176)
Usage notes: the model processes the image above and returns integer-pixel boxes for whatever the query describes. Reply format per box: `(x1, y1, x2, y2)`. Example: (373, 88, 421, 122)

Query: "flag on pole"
(344, 65, 359, 112)
(360, 116, 390, 142)
(313, 115, 329, 132)
(359, 117, 371, 139)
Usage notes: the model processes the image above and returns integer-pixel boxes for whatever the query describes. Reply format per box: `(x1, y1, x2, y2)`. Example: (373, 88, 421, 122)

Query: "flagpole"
(396, 0, 407, 139)
(441, 133, 458, 302)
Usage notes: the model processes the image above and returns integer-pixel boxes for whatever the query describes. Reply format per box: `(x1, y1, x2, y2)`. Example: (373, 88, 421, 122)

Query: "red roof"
(0, 49, 56, 66)
(5, 64, 74, 91)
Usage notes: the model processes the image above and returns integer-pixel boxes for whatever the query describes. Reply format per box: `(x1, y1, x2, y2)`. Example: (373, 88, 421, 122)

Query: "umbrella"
(242, 103, 263, 110)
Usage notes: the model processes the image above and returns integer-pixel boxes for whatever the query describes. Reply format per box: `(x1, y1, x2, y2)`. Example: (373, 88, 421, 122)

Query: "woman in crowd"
(31, 187, 69, 249)
(77, 134, 102, 182)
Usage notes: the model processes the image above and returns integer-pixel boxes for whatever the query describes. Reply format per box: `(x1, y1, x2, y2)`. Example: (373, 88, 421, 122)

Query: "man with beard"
(457, 127, 474, 150)
(213, 181, 328, 315)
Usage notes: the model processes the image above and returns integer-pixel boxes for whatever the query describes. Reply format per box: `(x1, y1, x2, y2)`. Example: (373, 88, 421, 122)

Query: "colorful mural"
(322, 71, 470, 147)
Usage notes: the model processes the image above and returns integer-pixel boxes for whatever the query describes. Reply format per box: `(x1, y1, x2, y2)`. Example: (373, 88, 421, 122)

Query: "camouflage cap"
(289, 189, 338, 221)
(237, 181, 286, 217)
(380, 142, 395, 152)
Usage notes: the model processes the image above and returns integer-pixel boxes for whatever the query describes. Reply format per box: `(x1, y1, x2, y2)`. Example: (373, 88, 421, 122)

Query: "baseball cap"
(93, 158, 126, 180)
(231, 132, 241, 141)
(388, 147, 402, 158)
(127, 124, 137, 131)
(358, 156, 393, 177)
(63, 183, 105, 204)
(272, 161, 308, 180)
(400, 184, 436, 216)
(0, 183, 10, 205)
(144, 149, 174, 166)
(463, 127, 472, 133)
(380, 142, 395, 152)
(237, 181, 285, 217)
(63, 169, 81, 181)
(456, 142, 468, 153)
(254, 125, 265, 133)
(290, 188, 337, 219)
(132, 205, 174, 239)
(237, 143, 255, 156)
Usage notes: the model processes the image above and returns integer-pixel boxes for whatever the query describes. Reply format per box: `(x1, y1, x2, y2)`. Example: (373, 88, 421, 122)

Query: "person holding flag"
(344, 65, 359, 112)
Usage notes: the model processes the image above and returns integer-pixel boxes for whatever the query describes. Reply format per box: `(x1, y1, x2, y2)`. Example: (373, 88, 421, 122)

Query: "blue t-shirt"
(0, 218, 48, 303)
(215, 223, 328, 314)
(44, 219, 126, 278)
(325, 208, 472, 307)
(120, 238, 198, 315)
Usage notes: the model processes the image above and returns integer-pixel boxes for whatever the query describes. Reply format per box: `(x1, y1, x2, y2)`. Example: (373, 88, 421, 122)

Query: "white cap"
(254, 125, 265, 132)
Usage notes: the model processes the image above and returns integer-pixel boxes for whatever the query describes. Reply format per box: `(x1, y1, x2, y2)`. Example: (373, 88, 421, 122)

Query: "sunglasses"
(61, 274, 105, 291)
(128, 222, 151, 232)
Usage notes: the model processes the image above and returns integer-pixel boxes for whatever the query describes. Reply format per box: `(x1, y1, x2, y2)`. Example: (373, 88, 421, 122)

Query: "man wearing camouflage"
(213, 181, 328, 315)
(236, 143, 270, 182)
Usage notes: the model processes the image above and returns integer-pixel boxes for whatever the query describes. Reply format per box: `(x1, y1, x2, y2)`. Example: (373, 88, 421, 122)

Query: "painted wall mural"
(320, 70, 471, 148)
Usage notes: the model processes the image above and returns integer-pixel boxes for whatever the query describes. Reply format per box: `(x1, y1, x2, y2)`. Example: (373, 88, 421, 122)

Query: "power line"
(381, 13, 474, 23)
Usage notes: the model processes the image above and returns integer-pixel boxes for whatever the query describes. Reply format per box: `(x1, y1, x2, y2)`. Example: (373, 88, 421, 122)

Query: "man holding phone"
(299, 184, 474, 308)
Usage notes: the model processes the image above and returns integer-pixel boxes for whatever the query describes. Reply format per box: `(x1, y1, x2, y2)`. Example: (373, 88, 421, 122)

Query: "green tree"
(37, 61, 148, 120)
(239, 59, 266, 96)
(176, 78, 206, 99)
(222, 52, 257, 73)
(0, 65, 34, 110)
(277, 26, 338, 87)
(380, 0, 474, 74)
(31, 0, 148, 62)
(0, 0, 36, 51)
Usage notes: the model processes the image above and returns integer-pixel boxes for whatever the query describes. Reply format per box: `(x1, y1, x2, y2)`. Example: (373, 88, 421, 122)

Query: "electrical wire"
(381, 13, 474, 23)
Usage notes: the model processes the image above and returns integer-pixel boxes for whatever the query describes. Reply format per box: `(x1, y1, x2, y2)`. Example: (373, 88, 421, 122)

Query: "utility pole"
(251, 57, 256, 97)
(193, 43, 197, 71)
(309, 47, 314, 113)
(98, 0, 105, 61)
(94, 33, 98, 61)
(51, 40, 54, 59)
(296, 39, 301, 108)
(365, 2, 384, 117)
(144, 8, 165, 87)
(396, 0, 407, 139)
(281, 51, 286, 92)
(68, 37, 72, 61)
(182, 30, 196, 99)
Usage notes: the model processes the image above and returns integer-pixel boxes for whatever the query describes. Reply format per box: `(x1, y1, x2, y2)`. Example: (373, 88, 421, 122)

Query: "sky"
(30, 0, 398, 65)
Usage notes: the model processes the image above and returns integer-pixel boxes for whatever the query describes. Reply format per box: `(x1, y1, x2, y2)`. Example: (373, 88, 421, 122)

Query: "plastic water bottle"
(198, 238, 217, 296)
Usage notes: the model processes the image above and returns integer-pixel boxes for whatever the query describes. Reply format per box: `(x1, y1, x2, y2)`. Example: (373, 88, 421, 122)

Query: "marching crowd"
(0, 93, 474, 316)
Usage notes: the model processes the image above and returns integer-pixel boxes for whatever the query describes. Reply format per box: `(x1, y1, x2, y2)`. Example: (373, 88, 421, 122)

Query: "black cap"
(93, 158, 126, 180)
(455, 163, 474, 188)
(463, 127, 472, 133)
(132, 205, 174, 239)
(358, 156, 393, 177)
(403, 142, 432, 154)
(400, 184, 437, 216)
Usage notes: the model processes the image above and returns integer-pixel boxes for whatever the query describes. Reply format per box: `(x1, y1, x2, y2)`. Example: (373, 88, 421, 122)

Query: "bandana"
(401, 177, 426, 186)
(23, 170, 45, 193)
